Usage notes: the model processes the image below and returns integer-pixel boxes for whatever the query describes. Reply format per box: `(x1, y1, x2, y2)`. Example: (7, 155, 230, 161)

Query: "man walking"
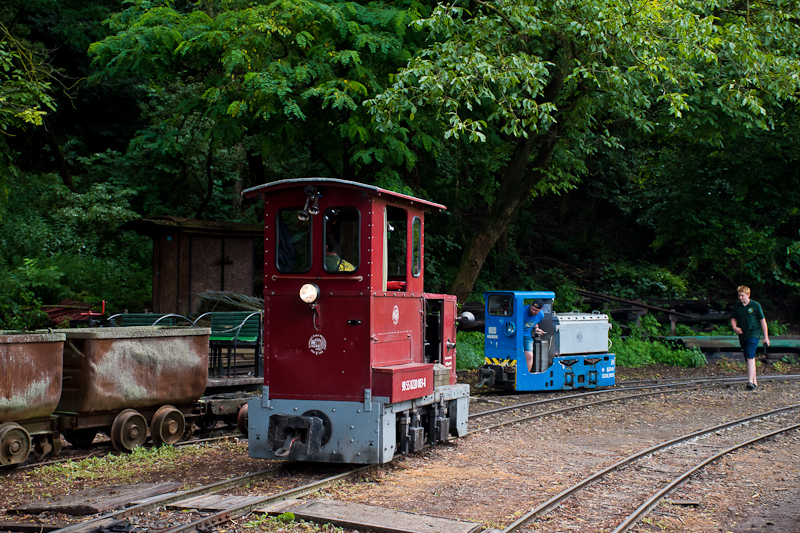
(730, 286, 770, 389)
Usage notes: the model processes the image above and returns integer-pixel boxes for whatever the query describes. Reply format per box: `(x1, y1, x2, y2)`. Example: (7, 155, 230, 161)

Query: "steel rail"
(469, 387, 703, 434)
(500, 403, 800, 532)
(470, 381, 703, 420)
(51, 465, 287, 533)
(613, 421, 800, 533)
(620, 374, 800, 387)
(158, 465, 374, 533)
(470, 374, 800, 421)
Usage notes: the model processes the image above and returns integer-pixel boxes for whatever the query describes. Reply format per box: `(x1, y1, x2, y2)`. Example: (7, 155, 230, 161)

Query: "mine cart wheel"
(110, 409, 148, 452)
(64, 428, 99, 448)
(0, 422, 32, 466)
(151, 405, 186, 447)
(237, 404, 249, 438)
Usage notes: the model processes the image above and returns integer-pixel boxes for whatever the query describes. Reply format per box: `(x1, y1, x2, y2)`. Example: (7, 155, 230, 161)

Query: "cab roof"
(242, 178, 446, 211)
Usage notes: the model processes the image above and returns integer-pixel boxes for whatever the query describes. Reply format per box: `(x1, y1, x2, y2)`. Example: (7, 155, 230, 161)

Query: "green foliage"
(719, 357, 746, 373)
(87, 0, 432, 221)
(781, 355, 800, 365)
(365, 0, 800, 303)
(0, 22, 58, 130)
(599, 263, 689, 300)
(0, 171, 151, 328)
(0, 283, 48, 331)
(773, 361, 789, 374)
(673, 323, 731, 337)
(610, 314, 707, 368)
(613, 337, 707, 369)
(596, 110, 800, 297)
(456, 330, 484, 370)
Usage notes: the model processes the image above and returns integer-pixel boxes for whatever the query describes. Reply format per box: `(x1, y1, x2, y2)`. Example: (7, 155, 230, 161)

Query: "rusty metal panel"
(57, 327, 210, 413)
(0, 332, 64, 422)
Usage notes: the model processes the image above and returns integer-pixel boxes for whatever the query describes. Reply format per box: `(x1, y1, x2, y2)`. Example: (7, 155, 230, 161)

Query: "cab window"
(487, 294, 513, 316)
(324, 207, 359, 273)
(276, 209, 311, 273)
(411, 217, 422, 277)
(386, 206, 407, 290)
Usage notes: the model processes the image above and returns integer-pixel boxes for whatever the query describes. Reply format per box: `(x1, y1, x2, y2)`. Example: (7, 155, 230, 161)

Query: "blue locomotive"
(476, 291, 615, 391)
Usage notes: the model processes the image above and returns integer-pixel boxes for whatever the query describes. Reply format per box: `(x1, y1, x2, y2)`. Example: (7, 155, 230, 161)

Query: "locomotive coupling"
(267, 411, 331, 458)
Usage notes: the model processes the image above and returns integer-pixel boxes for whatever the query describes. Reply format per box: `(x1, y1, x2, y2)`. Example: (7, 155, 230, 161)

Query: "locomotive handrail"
(270, 274, 363, 281)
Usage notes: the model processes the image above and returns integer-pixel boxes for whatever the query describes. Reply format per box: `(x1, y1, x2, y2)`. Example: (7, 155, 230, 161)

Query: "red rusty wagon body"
(0, 332, 65, 465)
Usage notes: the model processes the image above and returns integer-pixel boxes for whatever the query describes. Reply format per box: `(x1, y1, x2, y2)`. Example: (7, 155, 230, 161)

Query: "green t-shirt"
(730, 300, 765, 339)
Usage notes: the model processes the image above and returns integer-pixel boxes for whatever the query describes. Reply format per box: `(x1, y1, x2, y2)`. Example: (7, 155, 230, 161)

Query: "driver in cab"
(523, 299, 545, 372)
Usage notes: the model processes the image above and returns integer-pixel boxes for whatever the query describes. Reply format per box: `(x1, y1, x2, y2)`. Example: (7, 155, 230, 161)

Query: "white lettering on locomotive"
(309, 334, 327, 355)
(401, 377, 426, 391)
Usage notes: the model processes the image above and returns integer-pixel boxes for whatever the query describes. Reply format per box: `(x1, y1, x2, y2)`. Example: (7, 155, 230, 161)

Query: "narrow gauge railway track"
(499, 404, 800, 533)
(33, 376, 799, 533)
(51, 464, 373, 533)
(468, 374, 800, 426)
(618, 373, 800, 388)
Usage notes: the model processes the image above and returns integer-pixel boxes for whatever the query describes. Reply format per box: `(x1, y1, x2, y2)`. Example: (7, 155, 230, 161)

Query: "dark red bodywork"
(244, 179, 458, 404)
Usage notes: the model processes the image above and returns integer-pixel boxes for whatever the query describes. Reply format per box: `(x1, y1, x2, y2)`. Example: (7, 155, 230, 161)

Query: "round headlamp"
(299, 283, 320, 304)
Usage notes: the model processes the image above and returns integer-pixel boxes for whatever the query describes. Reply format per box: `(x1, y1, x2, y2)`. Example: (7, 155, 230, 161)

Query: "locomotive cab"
(479, 290, 616, 391)
(243, 178, 469, 463)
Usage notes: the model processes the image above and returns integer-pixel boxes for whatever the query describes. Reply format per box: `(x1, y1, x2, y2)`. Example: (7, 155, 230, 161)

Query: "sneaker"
(746, 382, 756, 390)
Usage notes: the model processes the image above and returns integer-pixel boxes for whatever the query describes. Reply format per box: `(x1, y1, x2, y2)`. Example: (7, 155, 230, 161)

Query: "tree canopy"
(367, 0, 800, 302)
(2, 0, 800, 328)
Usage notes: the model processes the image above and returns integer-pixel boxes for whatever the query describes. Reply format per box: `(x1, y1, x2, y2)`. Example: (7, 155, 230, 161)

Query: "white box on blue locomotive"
(552, 312, 611, 356)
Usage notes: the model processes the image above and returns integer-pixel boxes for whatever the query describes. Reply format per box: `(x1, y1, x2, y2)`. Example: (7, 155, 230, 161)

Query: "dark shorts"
(740, 337, 759, 360)
(523, 337, 533, 352)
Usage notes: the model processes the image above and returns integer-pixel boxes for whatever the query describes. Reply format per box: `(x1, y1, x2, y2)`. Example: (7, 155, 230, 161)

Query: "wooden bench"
(195, 311, 263, 378)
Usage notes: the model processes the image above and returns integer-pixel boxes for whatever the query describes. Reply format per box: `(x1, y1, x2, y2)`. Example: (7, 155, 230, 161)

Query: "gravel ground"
(2, 359, 799, 533)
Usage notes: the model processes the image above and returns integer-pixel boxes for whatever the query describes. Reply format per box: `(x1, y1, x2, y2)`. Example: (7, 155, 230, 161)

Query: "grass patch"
(243, 513, 350, 533)
(39, 445, 191, 484)
(718, 357, 746, 373)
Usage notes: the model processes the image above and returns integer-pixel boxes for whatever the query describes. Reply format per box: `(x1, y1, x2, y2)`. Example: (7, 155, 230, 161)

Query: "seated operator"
(523, 299, 545, 372)
(325, 234, 356, 272)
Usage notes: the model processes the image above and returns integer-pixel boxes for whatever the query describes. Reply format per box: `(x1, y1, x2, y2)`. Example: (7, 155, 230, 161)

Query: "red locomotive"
(243, 178, 470, 463)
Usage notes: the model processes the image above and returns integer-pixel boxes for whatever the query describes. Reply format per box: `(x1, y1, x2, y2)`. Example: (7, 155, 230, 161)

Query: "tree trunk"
(447, 125, 562, 304)
(43, 118, 75, 192)
(447, 45, 572, 304)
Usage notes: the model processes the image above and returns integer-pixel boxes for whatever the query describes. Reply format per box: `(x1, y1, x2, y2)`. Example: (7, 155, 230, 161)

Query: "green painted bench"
(110, 313, 192, 327)
(195, 311, 263, 378)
